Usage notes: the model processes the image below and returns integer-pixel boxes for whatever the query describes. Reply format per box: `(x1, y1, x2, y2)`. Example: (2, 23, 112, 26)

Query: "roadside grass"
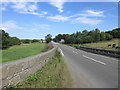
(16, 51, 72, 88)
(1, 43, 48, 63)
(69, 39, 119, 50)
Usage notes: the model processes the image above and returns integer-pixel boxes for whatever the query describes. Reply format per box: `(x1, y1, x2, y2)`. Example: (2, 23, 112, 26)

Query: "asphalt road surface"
(57, 44, 118, 88)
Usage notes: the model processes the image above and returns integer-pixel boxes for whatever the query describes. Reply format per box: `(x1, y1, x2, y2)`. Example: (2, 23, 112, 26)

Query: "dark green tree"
(40, 39, 44, 43)
(100, 32, 106, 41)
(1, 30, 11, 49)
(9, 37, 21, 46)
(45, 34, 52, 43)
(106, 28, 120, 38)
(32, 39, 39, 43)
(21, 39, 31, 44)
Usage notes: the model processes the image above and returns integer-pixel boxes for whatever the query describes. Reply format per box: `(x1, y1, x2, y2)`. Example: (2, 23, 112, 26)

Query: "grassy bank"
(1, 43, 48, 63)
(80, 39, 119, 50)
(69, 39, 119, 50)
(15, 51, 72, 88)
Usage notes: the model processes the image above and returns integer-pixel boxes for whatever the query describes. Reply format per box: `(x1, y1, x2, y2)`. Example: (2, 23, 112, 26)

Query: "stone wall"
(0, 47, 57, 89)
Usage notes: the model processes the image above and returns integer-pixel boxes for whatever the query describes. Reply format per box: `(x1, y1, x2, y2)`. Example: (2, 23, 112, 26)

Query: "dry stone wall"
(0, 47, 57, 89)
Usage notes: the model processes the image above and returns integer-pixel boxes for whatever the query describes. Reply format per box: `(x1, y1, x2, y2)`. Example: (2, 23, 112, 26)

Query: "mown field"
(1, 43, 48, 63)
(14, 51, 72, 88)
(69, 39, 119, 50)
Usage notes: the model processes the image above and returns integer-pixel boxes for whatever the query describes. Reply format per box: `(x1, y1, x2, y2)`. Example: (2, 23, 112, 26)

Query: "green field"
(1, 43, 48, 63)
(15, 51, 72, 88)
(69, 39, 119, 50)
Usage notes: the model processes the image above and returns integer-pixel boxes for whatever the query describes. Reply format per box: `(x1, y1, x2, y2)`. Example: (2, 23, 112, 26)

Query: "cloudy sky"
(1, 0, 118, 39)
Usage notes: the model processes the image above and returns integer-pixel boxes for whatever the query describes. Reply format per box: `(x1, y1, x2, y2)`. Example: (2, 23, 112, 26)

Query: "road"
(57, 44, 118, 88)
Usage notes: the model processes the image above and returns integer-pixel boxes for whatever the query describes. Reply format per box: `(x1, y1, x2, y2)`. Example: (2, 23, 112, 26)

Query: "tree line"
(0, 30, 42, 49)
(1, 28, 119, 49)
(52, 28, 120, 44)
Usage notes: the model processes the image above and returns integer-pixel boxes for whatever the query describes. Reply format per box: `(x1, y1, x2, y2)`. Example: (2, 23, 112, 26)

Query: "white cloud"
(74, 17, 102, 25)
(11, 2, 38, 14)
(47, 13, 103, 25)
(1, 2, 48, 17)
(1, 20, 22, 30)
(70, 10, 104, 18)
(49, 0, 65, 13)
(47, 15, 69, 22)
(34, 24, 50, 30)
(0, 7, 6, 11)
(84, 10, 104, 17)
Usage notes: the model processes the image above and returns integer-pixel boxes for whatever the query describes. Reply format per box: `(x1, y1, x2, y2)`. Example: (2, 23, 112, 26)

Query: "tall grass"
(16, 51, 72, 88)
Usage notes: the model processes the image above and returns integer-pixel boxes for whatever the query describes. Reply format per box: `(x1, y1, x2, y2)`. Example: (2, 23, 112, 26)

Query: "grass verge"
(16, 51, 72, 88)
(1, 43, 48, 63)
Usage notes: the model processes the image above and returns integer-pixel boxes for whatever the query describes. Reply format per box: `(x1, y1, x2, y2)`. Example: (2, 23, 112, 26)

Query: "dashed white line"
(73, 51, 78, 54)
(82, 55, 106, 65)
(59, 48, 64, 56)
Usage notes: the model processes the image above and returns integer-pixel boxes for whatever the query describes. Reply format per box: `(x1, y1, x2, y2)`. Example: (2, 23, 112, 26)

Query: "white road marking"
(82, 55, 106, 65)
(59, 48, 64, 56)
(84, 51, 118, 61)
(73, 51, 78, 54)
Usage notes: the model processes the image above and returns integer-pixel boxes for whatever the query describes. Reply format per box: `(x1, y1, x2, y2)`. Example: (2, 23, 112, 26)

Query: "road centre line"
(82, 55, 106, 65)
(73, 51, 78, 54)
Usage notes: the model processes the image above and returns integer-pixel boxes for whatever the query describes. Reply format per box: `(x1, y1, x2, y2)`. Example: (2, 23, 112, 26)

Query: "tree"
(75, 37, 83, 44)
(1, 30, 21, 49)
(32, 39, 39, 43)
(105, 33, 113, 40)
(106, 28, 120, 38)
(9, 37, 21, 46)
(45, 34, 52, 43)
(94, 32, 101, 42)
(93, 29, 101, 42)
(21, 39, 31, 44)
(100, 32, 106, 41)
(1, 30, 11, 49)
(82, 30, 88, 36)
(40, 39, 44, 43)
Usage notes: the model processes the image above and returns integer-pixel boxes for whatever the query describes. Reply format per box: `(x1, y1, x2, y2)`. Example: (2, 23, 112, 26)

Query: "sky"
(0, 0, 119, 39)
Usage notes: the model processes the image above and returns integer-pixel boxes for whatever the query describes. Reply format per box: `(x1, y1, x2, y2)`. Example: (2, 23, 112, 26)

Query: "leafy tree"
(45, 34, 52, 43)
(1, 30, 11, 49)
(82, 30, 89, 36)
(1, 30, 21, 49)
(53, 28, 115, 45)
(21, 39, 31, 44)
(106, 28, 120, 38)
(40, 39, 44, 43)
(9, 37, 21, 46)
(106, 33, 113, 40)
(100, 32, 106, 41)
(32, 39, 39, 43)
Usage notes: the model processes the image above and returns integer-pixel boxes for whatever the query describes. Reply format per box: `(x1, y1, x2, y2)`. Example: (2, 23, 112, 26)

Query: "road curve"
(57, 44, 118, 88)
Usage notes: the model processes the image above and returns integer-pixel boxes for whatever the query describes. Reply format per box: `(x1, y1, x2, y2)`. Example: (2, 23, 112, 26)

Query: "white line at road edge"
(83, 55, 106, 65)
(59, 48, 64, 56)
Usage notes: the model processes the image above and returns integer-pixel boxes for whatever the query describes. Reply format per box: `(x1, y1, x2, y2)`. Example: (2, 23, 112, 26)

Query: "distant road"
(57, 44, 118, 88)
